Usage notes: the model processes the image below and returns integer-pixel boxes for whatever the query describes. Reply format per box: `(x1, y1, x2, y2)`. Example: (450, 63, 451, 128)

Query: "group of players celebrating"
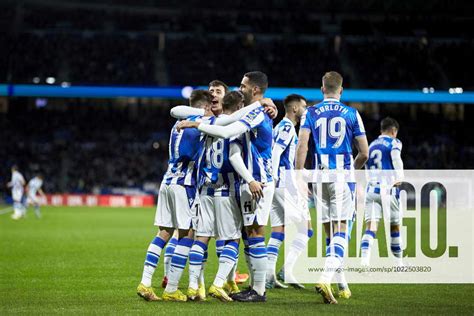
(137, 70, 404, 304)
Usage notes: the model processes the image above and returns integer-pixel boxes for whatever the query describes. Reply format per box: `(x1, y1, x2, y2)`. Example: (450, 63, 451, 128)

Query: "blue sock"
(248, 237, 267, 295)
(321, 232, 347, 283)
(188, 240, 207, 290)
(361, 230, 376, 264)
(141, 236, 166, 287)
(165, 237, 193, 292)
(267, 232, 285, 276)
(163, 237, 178, 276)
(390, 231, 402, 258)
(214, 241, 239, 287)
(216, 239, 225, 258)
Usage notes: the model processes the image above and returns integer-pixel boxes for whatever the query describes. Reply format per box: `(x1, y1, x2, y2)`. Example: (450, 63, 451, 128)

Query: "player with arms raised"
(296, 71, 368, 304)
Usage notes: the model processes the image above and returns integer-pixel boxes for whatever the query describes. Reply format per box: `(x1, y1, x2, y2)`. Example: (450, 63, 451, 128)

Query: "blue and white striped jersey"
(163, 115, 212, 186)
(273, 117, 297, 188)
(232, 106, 273, 183)
(367, 135, 403, 170)
(366, 135, 403, 194)
(301, 98, 365, 170)
(199, 116, 240, 197)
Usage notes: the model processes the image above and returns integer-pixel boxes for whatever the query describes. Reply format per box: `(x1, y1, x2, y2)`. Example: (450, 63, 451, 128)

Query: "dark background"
(1, 0, 473, 195)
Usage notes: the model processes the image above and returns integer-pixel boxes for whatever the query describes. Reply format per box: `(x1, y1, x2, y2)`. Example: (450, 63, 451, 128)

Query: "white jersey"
(11, 170, 25, 202)
(11, 171, 25, 192)
(272, 117, 297, 188)
(28, 177, 43, 196)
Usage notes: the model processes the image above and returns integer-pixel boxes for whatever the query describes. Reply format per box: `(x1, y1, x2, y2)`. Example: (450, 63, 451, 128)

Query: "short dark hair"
(244, 71, 268, 94)
(209, 80, 229, 93)
(381, 117, 400, 132)
(283, 94, 306, 110)
(189, 90, 213, 108)
(222, 91, 244, 113)
(322, 71, 343, 94)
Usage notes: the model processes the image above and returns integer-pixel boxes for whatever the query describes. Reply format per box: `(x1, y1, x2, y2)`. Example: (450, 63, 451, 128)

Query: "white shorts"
(154, 183, 197, 230)
(271, 187, 310, 227)
(312, 182, 355, 223)
(12, 188, 23, 202)
(364, 188, 401, 225)
(195, 193, 242, 240)
(240, 183, 275, 226)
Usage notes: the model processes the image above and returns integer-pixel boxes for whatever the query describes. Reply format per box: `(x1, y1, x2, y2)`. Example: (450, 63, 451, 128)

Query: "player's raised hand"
(176, 120, 200, 132)
(261, 98, 278, 119)
(249, 180, 265, 200)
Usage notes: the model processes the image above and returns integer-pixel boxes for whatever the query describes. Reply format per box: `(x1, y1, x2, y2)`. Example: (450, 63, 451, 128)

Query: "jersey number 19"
(316, 117, 346, 148)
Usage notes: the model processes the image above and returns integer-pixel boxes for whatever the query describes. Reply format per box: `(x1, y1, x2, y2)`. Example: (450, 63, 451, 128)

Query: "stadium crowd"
(1, 1, 473, 195)
(2, 2, 473, 89)
(1, 99, 471, 194)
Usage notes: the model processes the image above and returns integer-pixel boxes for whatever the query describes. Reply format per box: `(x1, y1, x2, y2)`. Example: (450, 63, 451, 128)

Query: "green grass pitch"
(1, 206, 473, 315)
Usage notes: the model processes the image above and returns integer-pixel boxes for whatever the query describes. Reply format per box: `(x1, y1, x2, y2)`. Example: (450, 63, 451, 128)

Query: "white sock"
(187, 241, 207, 290)
(34, 205, 41, 218)
(141, 236, 166, 287)
(248, 237, 267, 296)
(266, 232, 284, 279)
(360, 230, 375, 266)
(336, 269, 348, 290)
(165, 237, 193, 293)
(213, 241, 239, 288)
(320, 232, 347, 284)
(391, 231, 403, 265)
(199, 250, 208, 286)
(13, 202, 23, 217)
(227, 254, 239, 282)
(283, 231, 311, 281)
